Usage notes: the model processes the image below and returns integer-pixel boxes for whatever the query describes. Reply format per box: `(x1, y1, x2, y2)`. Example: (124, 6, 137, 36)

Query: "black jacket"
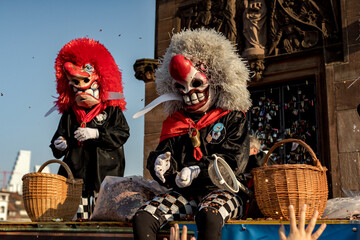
(147, 110, 249, 198)
(50, 106, 130, 195)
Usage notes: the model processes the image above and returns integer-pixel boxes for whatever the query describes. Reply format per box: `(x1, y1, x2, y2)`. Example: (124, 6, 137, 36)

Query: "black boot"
(195, 208, 224, 240)
(133, 211, 160, 240)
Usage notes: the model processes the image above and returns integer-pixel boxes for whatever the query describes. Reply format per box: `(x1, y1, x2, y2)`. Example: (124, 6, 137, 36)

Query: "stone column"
(133, 58, 163, 179)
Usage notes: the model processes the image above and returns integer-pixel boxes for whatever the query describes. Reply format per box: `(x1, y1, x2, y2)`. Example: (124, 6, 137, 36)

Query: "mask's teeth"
(197, 92, 205, 101)
(94, 89, 99, 99)
(85, 89, 94, 95)
(190, 93, 199, 104)
(184, 95, 191, 105)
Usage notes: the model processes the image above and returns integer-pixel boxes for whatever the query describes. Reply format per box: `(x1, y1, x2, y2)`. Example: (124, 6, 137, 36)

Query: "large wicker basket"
(251, 139, 328, 220)
(22, 159, 83, 222)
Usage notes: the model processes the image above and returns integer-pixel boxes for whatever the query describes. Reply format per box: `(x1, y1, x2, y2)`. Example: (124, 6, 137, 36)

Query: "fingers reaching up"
(279, 204, 326, 240)
(163, 223, 196, 240)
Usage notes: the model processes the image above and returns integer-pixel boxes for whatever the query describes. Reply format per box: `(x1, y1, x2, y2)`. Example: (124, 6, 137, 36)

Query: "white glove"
(175, 166, 200, 188)
(74, 127, 99, 142)
(54, 136, 67, 151)
(154, 152, 171, 183)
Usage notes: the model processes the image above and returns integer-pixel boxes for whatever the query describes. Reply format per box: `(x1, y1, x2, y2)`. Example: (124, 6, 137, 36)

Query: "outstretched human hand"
(279, 204, 327, 240)
(163, 223, 196, 240)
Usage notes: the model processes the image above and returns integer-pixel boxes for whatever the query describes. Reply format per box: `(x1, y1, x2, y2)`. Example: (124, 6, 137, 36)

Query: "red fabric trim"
(72, 103, 106, 128)
(160, 108, 231, 142)
(194, 147, 203, 161)
(160, 109, 231, 160)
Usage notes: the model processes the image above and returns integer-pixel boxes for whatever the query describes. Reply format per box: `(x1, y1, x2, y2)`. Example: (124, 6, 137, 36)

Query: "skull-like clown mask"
(64, 62, 100, 108)
(169, 55, 215, 113)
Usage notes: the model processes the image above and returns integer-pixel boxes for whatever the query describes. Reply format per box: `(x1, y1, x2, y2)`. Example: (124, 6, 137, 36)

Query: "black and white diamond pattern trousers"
(137, 189, 243, 227)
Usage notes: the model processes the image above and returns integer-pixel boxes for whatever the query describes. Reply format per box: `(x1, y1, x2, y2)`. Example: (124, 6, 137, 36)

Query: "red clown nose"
(169, 55, 194, 83)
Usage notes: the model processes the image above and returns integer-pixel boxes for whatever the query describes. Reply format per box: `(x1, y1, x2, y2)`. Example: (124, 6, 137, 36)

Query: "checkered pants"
(74, 193, 98, 220)
(198, 189, 243, 224)
(138, 189, 242, 226)
(138, 190, 197, 226)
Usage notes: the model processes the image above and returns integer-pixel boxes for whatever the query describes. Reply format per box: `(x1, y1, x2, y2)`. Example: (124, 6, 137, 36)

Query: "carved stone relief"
(268, 0, 337, 56)
(177, 0, 238, 44)
(242, 0, 267, 57)
(248, 56, 265, 82)
(176, 0, 340, 80)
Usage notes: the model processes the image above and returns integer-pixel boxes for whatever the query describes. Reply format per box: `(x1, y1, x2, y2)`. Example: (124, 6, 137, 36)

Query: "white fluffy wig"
(155, 28, 252, 115)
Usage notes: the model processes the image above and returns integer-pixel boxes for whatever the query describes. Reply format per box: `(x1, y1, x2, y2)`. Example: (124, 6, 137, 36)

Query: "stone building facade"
(134, 0, 360, 198)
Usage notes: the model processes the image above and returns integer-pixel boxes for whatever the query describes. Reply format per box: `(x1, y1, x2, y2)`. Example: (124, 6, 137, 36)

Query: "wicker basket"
(22, 159, 83, 222)
(251, 139, 328, 220)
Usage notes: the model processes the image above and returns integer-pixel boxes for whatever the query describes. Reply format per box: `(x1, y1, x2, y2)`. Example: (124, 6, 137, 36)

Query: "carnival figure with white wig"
(133, 28, 252, 240)
(50, 38, 130, 219)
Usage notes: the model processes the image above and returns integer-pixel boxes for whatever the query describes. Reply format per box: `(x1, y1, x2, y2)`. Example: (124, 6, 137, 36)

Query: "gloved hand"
(54, 136, 67, 151)
(175, 166, 200, 188)
(74, 127, 99, 142)
(154, 152, 171, 183)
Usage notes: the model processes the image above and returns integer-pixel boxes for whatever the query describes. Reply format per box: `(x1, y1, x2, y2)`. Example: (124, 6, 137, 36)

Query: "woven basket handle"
(37, 159, 75, 181)
(262, 138, 323, 171)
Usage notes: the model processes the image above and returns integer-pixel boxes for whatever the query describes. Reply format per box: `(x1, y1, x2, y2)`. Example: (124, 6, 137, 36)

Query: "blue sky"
(0, 0, 155, 185)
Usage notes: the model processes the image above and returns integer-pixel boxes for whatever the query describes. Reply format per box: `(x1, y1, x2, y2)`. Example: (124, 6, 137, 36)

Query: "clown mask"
(64, 62, 101, 108)
(169, 55, 215, 113)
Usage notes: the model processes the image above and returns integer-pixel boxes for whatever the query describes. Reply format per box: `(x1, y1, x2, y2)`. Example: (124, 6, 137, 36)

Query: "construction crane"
(0, 171, 15, 189)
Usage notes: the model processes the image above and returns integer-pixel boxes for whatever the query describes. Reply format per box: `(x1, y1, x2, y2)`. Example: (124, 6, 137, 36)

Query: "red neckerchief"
(72, 103, 107, 127)
(160, 108, 231, 160)
(72, 103, 106, 145)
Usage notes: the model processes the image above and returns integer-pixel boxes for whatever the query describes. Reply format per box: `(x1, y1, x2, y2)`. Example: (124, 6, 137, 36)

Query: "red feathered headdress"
(54, 38, 126, 113)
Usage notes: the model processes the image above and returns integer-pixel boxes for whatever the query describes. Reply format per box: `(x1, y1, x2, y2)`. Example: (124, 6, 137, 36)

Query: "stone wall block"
(337, 109, 360, 153)
(339, 152, 360, 196)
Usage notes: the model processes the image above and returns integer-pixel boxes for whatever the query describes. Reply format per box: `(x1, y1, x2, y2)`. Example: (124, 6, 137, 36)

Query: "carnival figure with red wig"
(133, 29, 252, 240)
(50, 38, 129, 219)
